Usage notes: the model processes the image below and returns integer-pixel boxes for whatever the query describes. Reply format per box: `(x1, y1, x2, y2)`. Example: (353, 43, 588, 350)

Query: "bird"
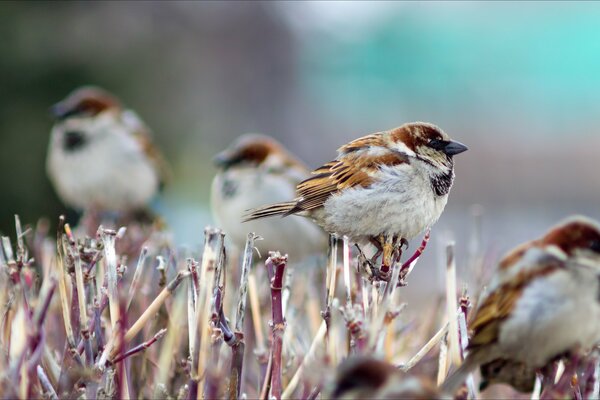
(244, 122, 467, 271)
(478, 359, 537, 393)
(441, 216, 600, 394)
(326, 356, 441, 399)
(211, 134, 327, 262)
(46, 86, 168, 217)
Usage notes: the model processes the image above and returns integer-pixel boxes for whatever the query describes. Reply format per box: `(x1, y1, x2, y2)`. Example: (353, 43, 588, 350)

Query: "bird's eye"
(428, 138, 445, 150)
(590, 239, 600, 253)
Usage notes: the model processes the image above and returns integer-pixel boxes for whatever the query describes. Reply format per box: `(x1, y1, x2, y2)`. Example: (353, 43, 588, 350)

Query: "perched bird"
(441, 216, 600, 394)
(326, 356, 440, 399)
(47, 86, 168, 214)
(244, 122, 467, 266)
(211, 134, 327, 261)
(478, 359, 537, 393)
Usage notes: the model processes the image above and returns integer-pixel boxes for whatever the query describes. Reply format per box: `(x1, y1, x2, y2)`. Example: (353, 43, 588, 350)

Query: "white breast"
(321, 162, 448, 242)
(211, 167, 327, 262)
(47, 113, 159, 211)
(498, 265, 600, 366)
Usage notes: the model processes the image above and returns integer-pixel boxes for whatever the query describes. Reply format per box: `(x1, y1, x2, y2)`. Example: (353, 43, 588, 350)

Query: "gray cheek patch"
(222, 179, 238, 199)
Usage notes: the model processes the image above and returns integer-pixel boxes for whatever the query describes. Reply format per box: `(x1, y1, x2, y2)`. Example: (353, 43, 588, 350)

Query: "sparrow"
(46, 86, 168, 214)
(441, 216, 600, 394)
(244, 122, 467, 269)
(478, 359, 537, 393)
(326, 356, 440, 399)
(211, 134, 327, 261)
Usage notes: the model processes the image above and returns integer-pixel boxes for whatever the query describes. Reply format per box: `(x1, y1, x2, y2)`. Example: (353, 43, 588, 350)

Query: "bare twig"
(126, 246, 149, 311)
(228, 233, 257, 400)
(342, 236, 351, 305)
(398, 230, 430, 286)
(195, 228, 224, 396)
(37, 365, 58, 400)
(400, 322, 449, 371)
(437, 333, 449, 385)
(446, 243, 461, 365)
(124, 270, 190, 344)
(100, 228, 119, 329)
(111, 328, 167, 364)
(266, 252, 287, 400)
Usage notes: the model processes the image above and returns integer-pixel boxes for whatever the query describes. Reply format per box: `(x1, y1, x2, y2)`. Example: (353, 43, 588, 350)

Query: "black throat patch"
(430, 168, 455, 196)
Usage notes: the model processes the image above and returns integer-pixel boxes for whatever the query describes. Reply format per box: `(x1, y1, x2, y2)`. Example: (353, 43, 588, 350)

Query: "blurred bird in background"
(211, 134, 327, 263)
(47, 86, 169, 231)
(442, 216, 600, 394)
(326, 356, 441, 399)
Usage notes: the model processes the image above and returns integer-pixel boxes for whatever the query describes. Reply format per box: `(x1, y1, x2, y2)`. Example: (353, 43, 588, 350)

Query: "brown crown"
(52, 86, 121, 119)
(541, 216, 600, 256)
(388, 122, 448, 152)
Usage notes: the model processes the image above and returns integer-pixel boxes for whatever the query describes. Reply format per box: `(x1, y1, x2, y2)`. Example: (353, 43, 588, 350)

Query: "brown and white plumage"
(442, 216, 600, 394)
(47, 86, 168, 212)
(245, 122, 468, 246)
(211, 134, 327, 261)
(326, 356, 441, 399)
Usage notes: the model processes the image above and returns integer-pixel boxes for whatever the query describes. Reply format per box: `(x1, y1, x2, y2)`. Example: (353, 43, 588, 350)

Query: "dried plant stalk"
(266, 252, 287, 400)
(101, 229, 119, 329)
(123, 270, 190, 344)
(248, 274, 265, 350)
(342, 236, 351, 305)
(111, 328, 167, 364)
(37, 364, 58, 400)
(126, 246, 149, 312)
(437, 333, 449, 385)
(228, 232, 257, 400)
(446, 243, 461, 365)
(195, 228, 224, 396)
(400, 322, 449, 371)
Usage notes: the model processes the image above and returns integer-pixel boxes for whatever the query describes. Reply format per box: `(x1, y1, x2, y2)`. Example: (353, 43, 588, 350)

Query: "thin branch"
(266, 252, 287, 400)
(446, 242, 461, 365)
(100, 228, 119, 330)
(228, 232, 257, 400)
(124, 270, 190, 344)
(37, 365, 58, 400)
(126, 246, 149, 312)
(400, 322, 449, 371)
(111, 328, 167, 364)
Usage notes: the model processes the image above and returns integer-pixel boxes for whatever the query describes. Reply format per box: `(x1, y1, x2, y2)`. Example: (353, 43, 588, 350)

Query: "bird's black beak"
(49, 101, 74, 120)
(442, 140, 468, 156)
(213, 150, 240, 169)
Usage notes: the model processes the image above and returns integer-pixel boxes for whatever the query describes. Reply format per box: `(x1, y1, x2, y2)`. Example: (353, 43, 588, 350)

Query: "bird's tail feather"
(243, 201, 297, 222)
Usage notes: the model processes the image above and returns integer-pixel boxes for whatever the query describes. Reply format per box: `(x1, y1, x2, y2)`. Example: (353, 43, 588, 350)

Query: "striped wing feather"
(244, 133, 408, 220)
(468, 263, 561, 349)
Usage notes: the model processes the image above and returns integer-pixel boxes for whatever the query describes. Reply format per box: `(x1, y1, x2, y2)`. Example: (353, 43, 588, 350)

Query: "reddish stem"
(266, 253, 287, 400)
(398, 230, 430, 285)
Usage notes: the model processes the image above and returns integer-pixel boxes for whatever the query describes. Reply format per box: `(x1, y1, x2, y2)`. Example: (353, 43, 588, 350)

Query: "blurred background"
(2, 1, 600, 295)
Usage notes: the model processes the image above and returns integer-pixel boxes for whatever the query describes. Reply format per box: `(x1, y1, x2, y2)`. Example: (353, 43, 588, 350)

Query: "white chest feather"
(47, 117, 159, 211)
(321, 162, 448, 241)
(499, 266, 600, 366)
(211, 168, 326, 261)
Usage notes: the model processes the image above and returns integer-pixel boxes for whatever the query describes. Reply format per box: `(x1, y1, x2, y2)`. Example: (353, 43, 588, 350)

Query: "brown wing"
(122, 110, 171, 188)
(244, 132, 407, 221)
(286, 139, 408, 215)
(468, 263, 560, 349)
